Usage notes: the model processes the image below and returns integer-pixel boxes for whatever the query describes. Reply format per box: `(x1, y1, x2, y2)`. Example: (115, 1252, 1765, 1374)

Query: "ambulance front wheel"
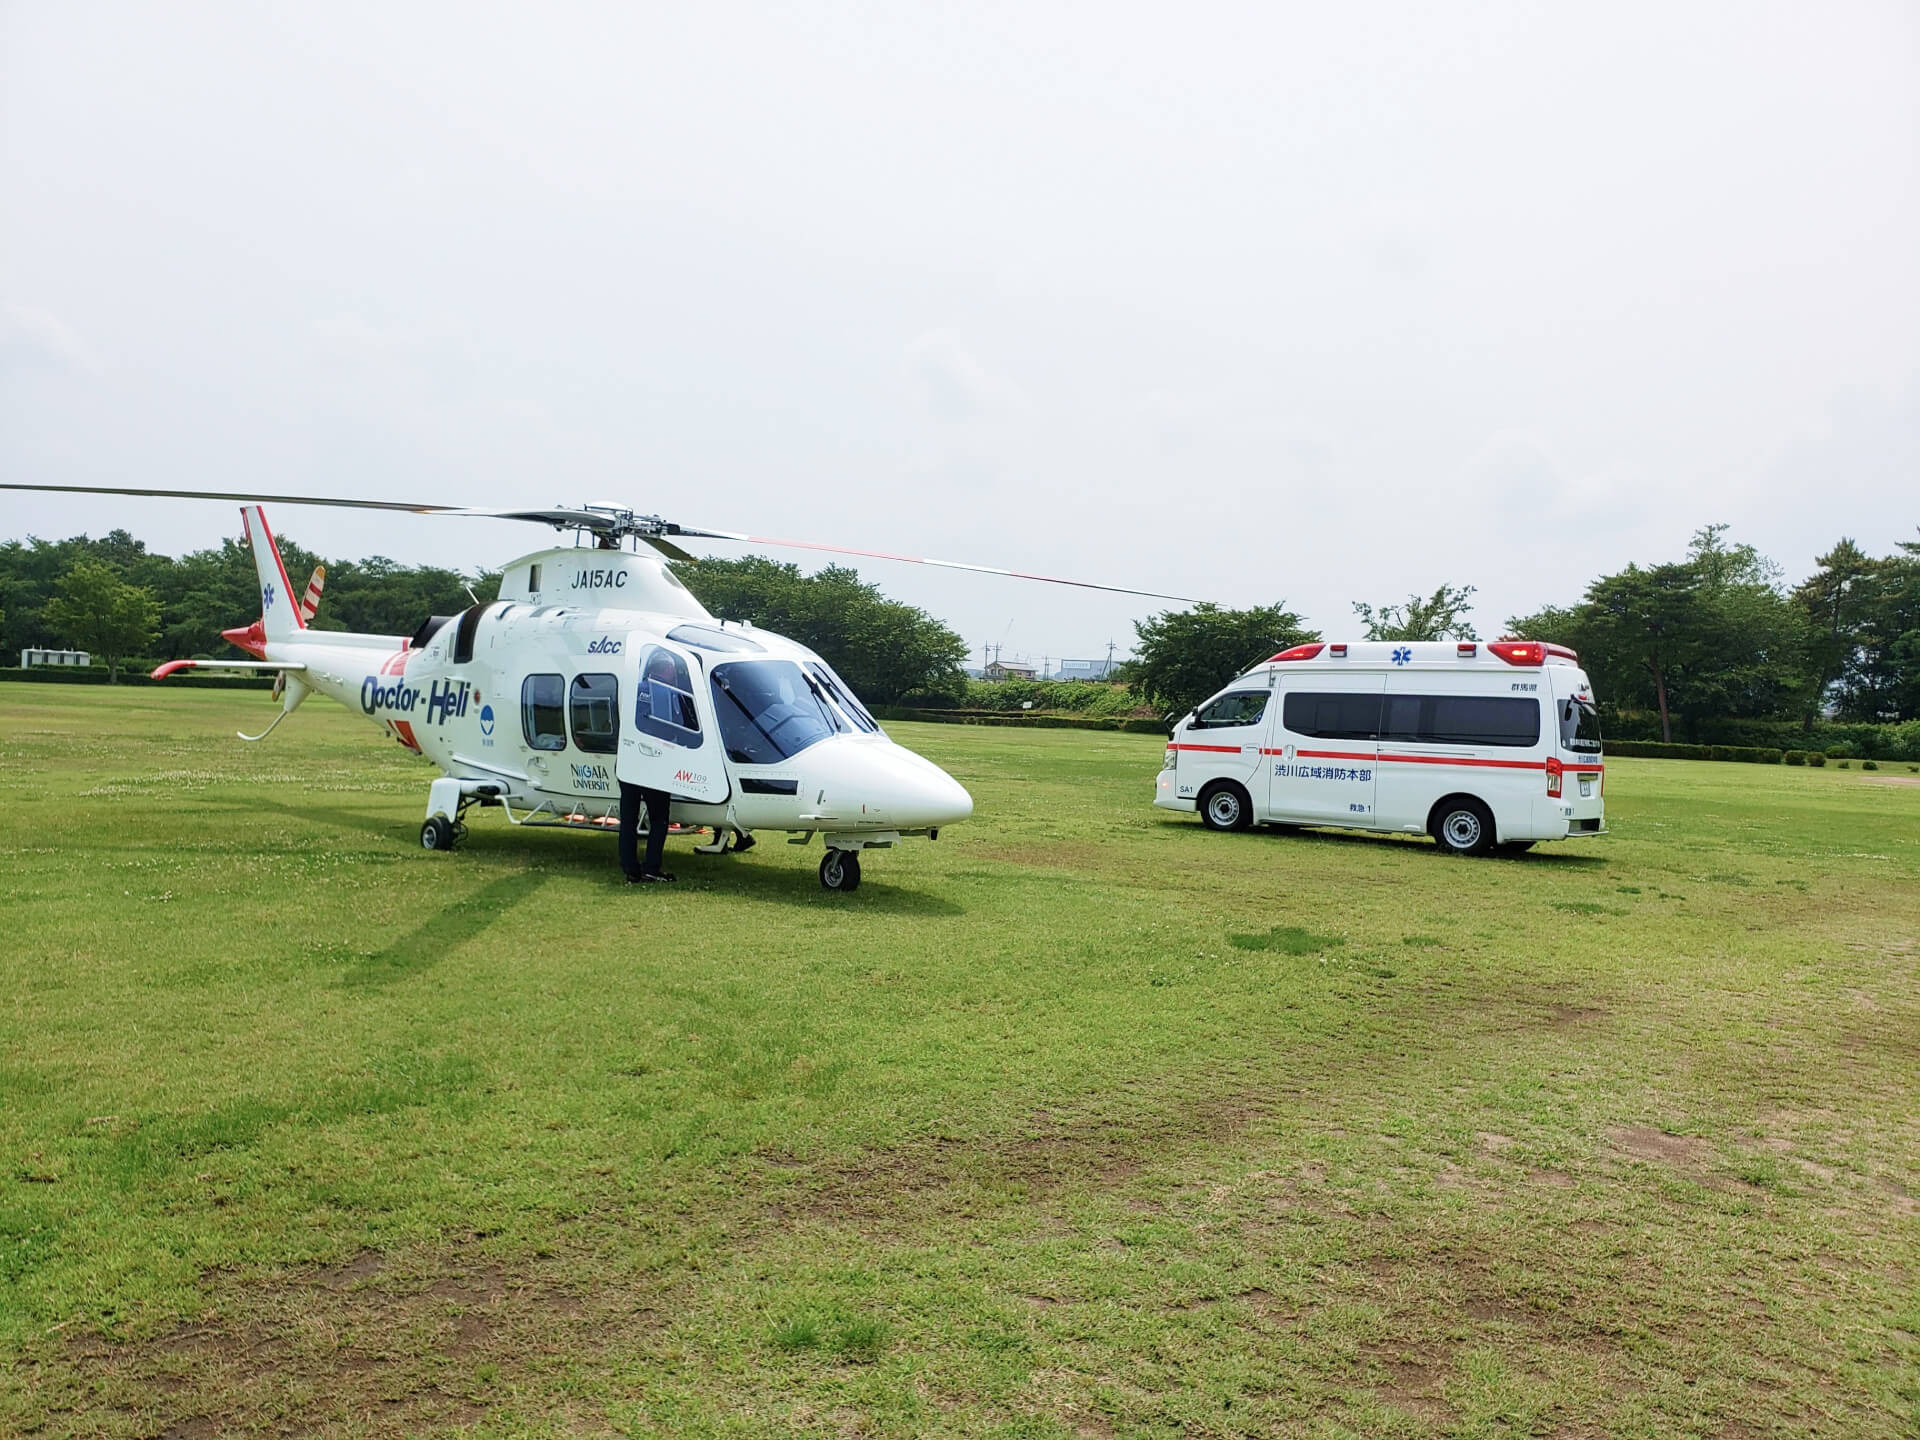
(1199, 781, 1253, 832)
(420, 816, 457, 852)
(819, 849, 862, 892)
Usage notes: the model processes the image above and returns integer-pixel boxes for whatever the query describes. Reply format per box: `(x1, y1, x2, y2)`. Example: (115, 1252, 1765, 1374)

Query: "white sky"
(3, 2, 1916, 665)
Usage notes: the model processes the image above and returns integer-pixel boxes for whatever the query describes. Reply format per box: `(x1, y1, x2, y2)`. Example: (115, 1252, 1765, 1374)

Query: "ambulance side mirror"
(1165, 711, 1189, 736)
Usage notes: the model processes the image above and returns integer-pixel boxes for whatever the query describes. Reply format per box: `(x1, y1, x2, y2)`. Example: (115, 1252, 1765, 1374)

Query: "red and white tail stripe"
(299, 565, 326, 625)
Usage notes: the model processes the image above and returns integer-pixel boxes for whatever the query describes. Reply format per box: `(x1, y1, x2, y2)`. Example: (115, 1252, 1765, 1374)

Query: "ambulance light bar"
(1458, 642, 1476, 656)
(1329, 643, 1347, 657)
(1269, 643, 1326, 662)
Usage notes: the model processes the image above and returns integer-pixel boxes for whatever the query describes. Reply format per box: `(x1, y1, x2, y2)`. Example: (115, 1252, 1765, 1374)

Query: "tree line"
(6, 521, 1917, 740)
(1126, 525, 1920, 747)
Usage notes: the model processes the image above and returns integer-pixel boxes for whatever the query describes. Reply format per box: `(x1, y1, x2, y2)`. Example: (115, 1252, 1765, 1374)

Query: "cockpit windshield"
(1560, 697, 1603, 753)
(804, 661, 881, 734)
(710, 660, 847, 764)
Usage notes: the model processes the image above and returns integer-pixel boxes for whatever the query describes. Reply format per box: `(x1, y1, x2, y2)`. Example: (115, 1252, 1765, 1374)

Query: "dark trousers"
(618, 782, 670, 877)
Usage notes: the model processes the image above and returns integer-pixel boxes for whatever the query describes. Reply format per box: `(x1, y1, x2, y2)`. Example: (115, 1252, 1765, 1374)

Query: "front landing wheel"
(819, 850, 862, 891)
(420, 816, 456, 851)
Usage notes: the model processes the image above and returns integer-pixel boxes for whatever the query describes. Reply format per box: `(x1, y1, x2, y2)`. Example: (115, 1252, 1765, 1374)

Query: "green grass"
(2, 685, 1918, 1437)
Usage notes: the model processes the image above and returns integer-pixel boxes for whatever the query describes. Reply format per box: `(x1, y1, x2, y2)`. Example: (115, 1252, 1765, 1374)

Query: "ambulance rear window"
(1380, 695, 1540, 748)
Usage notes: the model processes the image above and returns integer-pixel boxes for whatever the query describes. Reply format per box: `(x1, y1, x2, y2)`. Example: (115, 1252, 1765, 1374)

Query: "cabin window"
(521, 673, 566, 751)
(569, 673, 620, 754)
(1192, 691, 1269, 729)
(634, 647, 701, 746)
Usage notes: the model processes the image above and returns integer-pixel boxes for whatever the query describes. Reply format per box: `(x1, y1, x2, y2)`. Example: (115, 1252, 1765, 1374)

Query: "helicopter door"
(617, 640, 730, 803)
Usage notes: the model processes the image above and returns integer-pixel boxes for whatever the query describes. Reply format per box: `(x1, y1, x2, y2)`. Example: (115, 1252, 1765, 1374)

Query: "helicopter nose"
(885, 746, 974, 828)
(810, 738, 973, 829)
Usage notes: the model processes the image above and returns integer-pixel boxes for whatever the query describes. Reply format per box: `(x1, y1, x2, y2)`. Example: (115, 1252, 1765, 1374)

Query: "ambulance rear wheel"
(819, 850, 861, 891)
(1431, 798, 1495, 857)
(420, 816, 456, 852)
(1199, 781, 1252, 832)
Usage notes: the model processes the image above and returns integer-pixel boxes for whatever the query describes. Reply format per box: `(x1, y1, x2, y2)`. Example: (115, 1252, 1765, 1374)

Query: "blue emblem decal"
(1391, 646, 1412, 666)
(479, 704, 495, 736)
(262, 583, 276, 611)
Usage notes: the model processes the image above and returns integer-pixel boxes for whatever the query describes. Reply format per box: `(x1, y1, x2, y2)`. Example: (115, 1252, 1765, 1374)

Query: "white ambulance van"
(1153, 640, 1605, 854)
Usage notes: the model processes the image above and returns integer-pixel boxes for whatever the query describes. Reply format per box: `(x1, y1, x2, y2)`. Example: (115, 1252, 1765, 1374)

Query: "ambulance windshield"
(1560, 697, 1603, 753)
(710, 660, 848, 764)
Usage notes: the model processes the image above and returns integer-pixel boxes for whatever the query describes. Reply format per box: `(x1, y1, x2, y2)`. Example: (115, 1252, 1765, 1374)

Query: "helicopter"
(2, 483, 1197, 890)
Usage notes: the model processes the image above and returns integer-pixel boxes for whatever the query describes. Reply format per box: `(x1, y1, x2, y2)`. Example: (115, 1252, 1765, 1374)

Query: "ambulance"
(1153, 640, 1605, 854)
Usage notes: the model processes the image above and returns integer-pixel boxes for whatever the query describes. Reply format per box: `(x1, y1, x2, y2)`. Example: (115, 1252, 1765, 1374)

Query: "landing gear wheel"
(1432, 799, 1495, 857)
(1199, 781, 1253, 832)
(819, 850, 862, 891)
(420, 815, 456, 852)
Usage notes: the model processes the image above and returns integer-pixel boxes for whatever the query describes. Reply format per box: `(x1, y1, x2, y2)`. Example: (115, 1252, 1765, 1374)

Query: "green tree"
(1844, 530, 1920, 722)
(1793, 538, 1882, 726)
(1131, 602, 1316, 717)
(1352, 583, 1479, 641)
(42, 558, 161, 681)
(1507, 526, 1809, 743)
(673, 556, 968, 703)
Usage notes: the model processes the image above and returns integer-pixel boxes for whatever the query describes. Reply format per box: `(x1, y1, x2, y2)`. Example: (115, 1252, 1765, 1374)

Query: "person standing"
(618, 780, 676, 883)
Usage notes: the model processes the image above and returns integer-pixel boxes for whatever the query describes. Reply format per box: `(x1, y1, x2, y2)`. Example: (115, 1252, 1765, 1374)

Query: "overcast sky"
(3, 2, 1916, 665)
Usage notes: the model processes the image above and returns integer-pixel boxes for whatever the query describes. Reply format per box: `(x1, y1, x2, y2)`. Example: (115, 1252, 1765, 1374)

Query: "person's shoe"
(629, 870, 676, 883)
(732, 833, 756, 853)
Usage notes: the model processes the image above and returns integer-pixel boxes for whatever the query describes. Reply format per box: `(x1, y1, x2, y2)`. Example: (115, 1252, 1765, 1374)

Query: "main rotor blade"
(667, 526, 1202, 604)
(0, 483, 620, 532)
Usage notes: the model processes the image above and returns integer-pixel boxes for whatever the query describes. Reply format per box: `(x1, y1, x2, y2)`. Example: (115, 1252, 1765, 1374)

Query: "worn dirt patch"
(1609, 1125, 1712, 1169)
(49, 1247, 641, 1438)
(1858, 775, 1920, 786)
(1547, 1004, 1608, 1028)
(1364, 1342, 1454, 1423)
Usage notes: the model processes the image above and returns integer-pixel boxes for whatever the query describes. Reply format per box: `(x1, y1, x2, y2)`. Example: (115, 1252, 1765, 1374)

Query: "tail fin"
(298, 564, 326, 625)
(240, 506, 306, 639)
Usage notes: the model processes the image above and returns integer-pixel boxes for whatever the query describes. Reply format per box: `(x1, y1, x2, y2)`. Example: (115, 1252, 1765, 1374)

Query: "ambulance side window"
(522, 673, 566, 751)
(569, 673, 620, 754)
(1192, 691, 1269, 729)
(1284, 693, 1383, 740)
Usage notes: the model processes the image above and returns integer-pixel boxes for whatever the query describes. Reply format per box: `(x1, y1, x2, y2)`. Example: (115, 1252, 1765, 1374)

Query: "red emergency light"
(1489, 641, 1545, 666)
(1269, 643, 1326, 662)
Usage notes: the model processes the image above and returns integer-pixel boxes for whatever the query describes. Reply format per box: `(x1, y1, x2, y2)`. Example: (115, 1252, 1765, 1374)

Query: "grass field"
(2, 685, 1917, 1439)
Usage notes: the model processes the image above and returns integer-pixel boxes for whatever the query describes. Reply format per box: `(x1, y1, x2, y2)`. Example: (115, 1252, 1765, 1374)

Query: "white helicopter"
(3, 484, 1195, 890)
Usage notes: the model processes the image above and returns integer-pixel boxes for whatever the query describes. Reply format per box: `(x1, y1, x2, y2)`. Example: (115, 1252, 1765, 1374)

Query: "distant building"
(1057, 658, 1122, 681)
(22, 648, 91, 668)
(983, 660, 1038, 681)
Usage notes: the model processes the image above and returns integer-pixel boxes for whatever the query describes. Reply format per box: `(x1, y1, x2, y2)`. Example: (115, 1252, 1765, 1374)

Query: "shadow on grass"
(1153, 816, 1610, 866)
(342, 869, 551, 988)
(599, 851, 969, 917)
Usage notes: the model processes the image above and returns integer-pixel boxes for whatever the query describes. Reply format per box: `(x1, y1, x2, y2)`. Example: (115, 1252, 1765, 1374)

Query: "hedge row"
(0, 666, 274, 690)
(875, 705, 1166, 735)
(1601, 740, 1784, 763)
(1603, 710, 1920, 761)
